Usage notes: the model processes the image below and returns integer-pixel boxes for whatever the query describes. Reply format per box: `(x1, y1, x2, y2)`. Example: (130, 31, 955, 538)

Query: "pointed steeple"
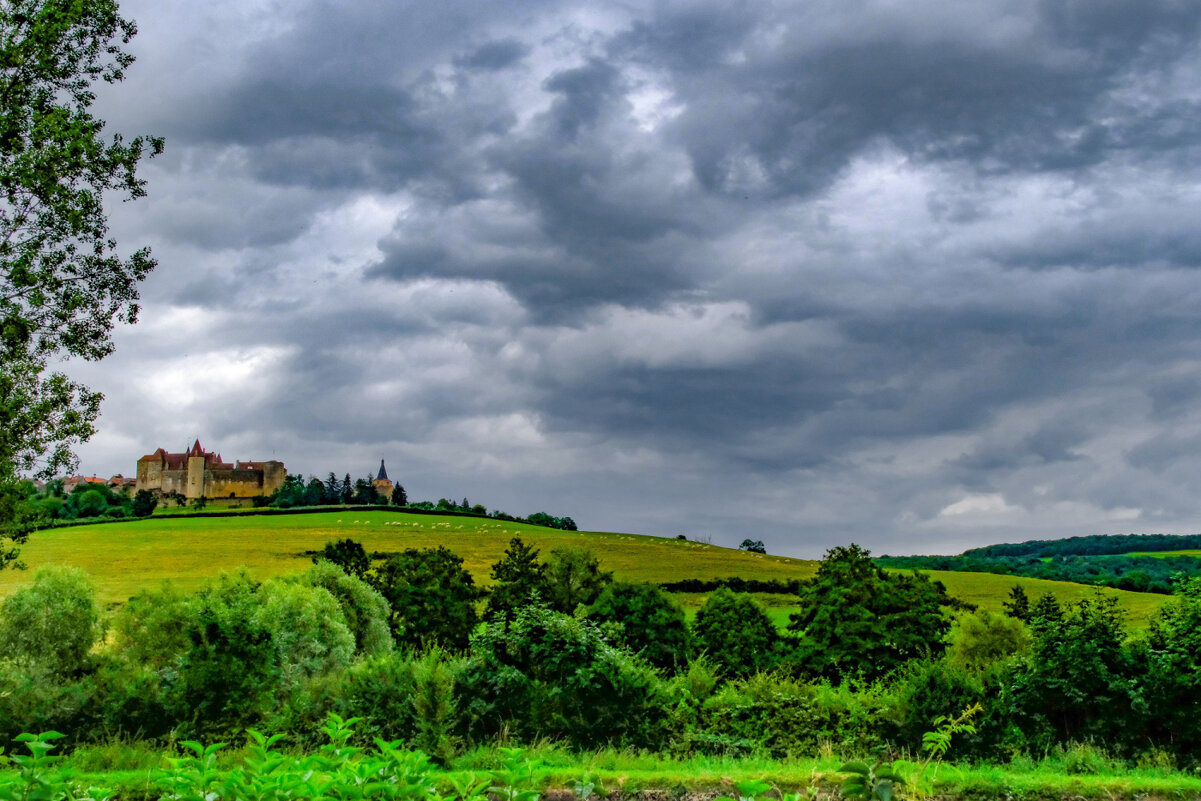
(376, 459, 388, 481)
(189, 439, 204, 456)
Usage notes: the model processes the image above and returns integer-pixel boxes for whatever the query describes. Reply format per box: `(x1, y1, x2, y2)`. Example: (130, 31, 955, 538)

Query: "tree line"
(268, 472, 577, 530)
(876, 551, 1201, 594)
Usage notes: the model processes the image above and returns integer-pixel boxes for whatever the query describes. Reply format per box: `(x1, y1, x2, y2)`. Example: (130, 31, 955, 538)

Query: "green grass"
(1128, 549, 1201, 558)
(0, 509, 1172, 626)
(0, 510, 812, 604)
(19, 742, 1201, 801)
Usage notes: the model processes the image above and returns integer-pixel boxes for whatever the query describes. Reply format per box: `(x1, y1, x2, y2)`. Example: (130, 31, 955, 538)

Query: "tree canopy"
(0, 0, 161, 564)
(787, 543, 952, 681)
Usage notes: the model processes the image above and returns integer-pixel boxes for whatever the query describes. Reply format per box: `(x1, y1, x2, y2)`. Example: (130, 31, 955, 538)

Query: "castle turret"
(373, 459, 394, 501)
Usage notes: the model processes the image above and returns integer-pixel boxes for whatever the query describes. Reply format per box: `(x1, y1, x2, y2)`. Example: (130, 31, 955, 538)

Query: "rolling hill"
(0, 509, 1172, 625)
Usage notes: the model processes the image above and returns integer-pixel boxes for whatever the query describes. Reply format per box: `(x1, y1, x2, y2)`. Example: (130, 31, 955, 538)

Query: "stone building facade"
(136, 440, 286, 500)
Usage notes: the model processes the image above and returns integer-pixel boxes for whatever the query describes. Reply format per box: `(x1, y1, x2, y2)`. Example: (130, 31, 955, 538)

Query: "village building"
(135, 440, 285, 500)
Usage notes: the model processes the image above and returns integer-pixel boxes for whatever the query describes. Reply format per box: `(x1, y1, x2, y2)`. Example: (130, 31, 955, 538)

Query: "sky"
(63, 0, 1201, 557)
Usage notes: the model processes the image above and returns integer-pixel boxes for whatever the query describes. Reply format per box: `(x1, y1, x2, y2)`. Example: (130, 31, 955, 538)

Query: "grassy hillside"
(0, 509, 1171, 625)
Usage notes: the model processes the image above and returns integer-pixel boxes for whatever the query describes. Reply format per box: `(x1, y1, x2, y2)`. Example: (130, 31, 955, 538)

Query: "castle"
(136, 440, 286, 500)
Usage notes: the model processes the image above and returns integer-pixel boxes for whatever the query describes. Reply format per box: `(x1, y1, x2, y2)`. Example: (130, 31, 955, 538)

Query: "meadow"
(0, 509, 1170, 625)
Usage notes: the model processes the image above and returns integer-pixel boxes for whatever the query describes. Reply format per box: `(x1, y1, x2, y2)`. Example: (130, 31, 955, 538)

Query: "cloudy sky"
(66, 0, 1201, 556)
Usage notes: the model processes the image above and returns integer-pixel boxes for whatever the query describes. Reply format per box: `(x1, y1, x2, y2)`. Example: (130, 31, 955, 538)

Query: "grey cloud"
(455, 39, 530, 71)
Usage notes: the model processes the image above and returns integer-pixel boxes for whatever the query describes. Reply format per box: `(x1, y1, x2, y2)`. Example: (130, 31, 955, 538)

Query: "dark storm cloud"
(72, 0, 1201, 554)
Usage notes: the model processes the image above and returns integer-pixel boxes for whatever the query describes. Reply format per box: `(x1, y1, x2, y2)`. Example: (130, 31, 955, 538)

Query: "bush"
(0, 565, 101, 678)
(587, 582, 690, 671)
(692, 589, 777, 677)
(458, 604, 669, 749)
(302, 561, 392, 657)
(314, 538, 370, 579)
(166, 571, 282, 737)
(252, 580, 355, 679)
(109, 583, 196, 668)
(948, 609, 1030, 671)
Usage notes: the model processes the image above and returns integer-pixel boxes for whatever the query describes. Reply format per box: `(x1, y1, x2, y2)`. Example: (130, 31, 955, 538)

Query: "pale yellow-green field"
(0, 510, 1171, 626)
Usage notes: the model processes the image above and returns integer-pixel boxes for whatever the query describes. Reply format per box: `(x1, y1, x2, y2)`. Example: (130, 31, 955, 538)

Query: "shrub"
(458, 604, 669, 749)
(166, 571, 282, 737)
(302, 561, 392, 657)
(109, 582, 196, 668)
(252, 580, 355, 679)
(948, 609, 1031, 671)
(587, 582, 690, 671)
(692, 588, 777, 677)
(332, 652, 420, 744)
(0, 565, 101, 678)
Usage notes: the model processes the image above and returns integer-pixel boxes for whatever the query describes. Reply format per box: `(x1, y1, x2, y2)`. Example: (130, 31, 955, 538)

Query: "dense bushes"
(10, 546, 1201, 769)
(458, 604, 668, 749)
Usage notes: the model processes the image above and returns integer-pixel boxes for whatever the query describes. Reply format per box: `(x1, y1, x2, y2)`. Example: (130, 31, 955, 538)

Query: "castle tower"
(185, 439, 206, 498)
(373, 459, 394, 501)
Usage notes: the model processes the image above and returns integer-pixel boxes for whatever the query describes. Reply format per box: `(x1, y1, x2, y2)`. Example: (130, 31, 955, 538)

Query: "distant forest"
(877, 533, 1201, 594)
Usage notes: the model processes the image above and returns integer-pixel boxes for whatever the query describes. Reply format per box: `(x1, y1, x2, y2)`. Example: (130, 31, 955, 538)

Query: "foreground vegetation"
(8, 719, 1201, 801)
(2, 539, 1199, 776)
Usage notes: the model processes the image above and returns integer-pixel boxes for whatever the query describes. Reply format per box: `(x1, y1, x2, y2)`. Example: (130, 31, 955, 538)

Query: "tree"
(544, 546, 612, 614)
(0, 1, 162, 567)
(484, 536, 548, 623)
(786, 544, 951, 681)
(0, 564, 101, 677)
(130, 488, 157, 517)
(692, 588, 777, 677)
(586, 581, 690, 671)
(391, 484, 407, 506)
(1003, 584, 1031, 622)
(371, 546, 483, 650)
(314, 537, 370, 579)
(739, 538, 766, 554)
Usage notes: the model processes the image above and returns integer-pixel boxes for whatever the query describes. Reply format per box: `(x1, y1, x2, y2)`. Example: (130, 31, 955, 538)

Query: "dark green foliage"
(525, 512, 577, 530)
(371, 546, 483, 650)
(788, 544, 951, 682)
(587, 581, 690, 671)
(391, 484, 408, 505)
(484, 537, 549, 623)
(879, 542, 1201, 595)
(739, 538, 766, 554)
(543, 546, 613, 614)
(169, 604, 281, 738)
(1139, 578, 1201, 765)
(1010, 595, 1139, 750)
(887, 658, 1009, 760)
(691, 588, 777, 677)
(314, 537, 370, 579)
(457, 604, 668, 749)
(131, 489, 157, 517)
(1003, 584, 1031, 621)
(693, 672, 890, 758)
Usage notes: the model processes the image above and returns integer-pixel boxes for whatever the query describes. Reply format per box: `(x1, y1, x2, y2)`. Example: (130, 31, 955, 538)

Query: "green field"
(0, 510, 1172, 625)
(1129, 549, 1201, 558)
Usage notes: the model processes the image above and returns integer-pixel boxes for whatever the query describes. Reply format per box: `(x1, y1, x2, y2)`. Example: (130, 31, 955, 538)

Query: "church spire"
(376, 459, 388, 481)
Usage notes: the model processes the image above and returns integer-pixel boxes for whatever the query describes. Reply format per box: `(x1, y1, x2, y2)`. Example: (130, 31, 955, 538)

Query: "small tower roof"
(376, 459, 389, 481)
(189, 439, 204, 456)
